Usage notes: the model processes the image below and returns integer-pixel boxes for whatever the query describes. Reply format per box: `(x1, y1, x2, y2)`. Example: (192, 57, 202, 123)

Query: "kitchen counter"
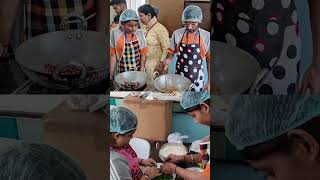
(0, 95, 67, 114)
(110, 91, 181, 102)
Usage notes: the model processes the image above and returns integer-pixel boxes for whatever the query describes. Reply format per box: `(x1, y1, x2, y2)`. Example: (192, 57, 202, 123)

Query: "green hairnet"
(225, 96, 320, 150)
(180, 91, 210, 109)
(119, 9, 139, 22)
(110, 107, 138, 134)
(182, 5, 203, 23)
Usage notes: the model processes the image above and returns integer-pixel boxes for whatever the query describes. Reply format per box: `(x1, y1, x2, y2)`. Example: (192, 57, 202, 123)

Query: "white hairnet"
(119, 9, 139, 22)
(180, 91, 210, 109)
(182, 5, 203, 23)
(225, 96, 320, 150)
(0, 138, 87, 180)
(110, 107, 137, 134)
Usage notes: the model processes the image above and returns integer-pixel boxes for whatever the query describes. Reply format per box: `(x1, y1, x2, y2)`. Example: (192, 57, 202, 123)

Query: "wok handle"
(60, 12, 88, 30)
(52, 62, 87, 81)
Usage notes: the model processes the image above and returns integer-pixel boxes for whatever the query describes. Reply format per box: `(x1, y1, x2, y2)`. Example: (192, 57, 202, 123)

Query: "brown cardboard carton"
(123, 97, 172, 142)
(43, 102, 108, 180)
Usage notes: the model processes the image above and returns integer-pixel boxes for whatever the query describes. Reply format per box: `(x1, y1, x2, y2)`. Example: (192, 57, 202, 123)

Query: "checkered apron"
(117, 33, 141, 74)
(25, 0, 96, 38)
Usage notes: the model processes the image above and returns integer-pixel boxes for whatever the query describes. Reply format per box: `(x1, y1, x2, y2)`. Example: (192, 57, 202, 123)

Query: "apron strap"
(124, 32, 134, 43)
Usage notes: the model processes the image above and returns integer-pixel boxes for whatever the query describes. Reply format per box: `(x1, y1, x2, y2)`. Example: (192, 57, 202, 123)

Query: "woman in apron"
(165, 5, 211, 92)
(110, 9, 148, 80)
(212, 0, 320, 94)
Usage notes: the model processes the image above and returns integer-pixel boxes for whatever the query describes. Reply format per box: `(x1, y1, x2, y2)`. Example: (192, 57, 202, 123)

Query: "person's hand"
(160, 163, 177, 175)
(154, 61, 165, 75)
(144, 166, 161, 179)
(164, 154, 184, 164)
(110, 74, 114, 81)
(300, 62, 320, 94)
(141, 158, 157, 167)
(163, 58, 172, 72)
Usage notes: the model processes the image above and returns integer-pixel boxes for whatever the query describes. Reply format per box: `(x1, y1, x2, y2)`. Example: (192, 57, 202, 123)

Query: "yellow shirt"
(142, 22, 170, 81)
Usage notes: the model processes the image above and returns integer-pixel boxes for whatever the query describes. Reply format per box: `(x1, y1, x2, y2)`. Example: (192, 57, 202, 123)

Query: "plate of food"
(159, 143, 188, 162)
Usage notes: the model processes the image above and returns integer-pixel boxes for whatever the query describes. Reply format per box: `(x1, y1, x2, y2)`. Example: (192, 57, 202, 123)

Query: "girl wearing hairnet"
(0, 138, 87, 180)
(110, 9, 148, 80)
(225, 96, 320, 180)
(138, 4, 170, 83)
(161, 92, 211, 179)
(110, 107, 161, 180)
(212, 1, 320, 94)
(164, 5, 211, 91)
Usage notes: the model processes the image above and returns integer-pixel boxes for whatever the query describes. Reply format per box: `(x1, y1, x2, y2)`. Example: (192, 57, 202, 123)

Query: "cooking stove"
(12, 79, 108, 94)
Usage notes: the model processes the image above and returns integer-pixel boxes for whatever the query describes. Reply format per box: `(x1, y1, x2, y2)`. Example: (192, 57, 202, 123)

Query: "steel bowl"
(154, 74, 192, 93)
(114, 71, 148, 90)
(212, 41, 261, 94)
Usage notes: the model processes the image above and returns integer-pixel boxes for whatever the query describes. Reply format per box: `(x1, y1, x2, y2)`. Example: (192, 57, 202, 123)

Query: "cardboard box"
(43, 102, 108, 180)
(124, 97, 172, 141)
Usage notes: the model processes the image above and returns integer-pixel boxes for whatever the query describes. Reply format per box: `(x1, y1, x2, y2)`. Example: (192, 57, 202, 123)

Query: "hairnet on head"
(0, 139, 87, 180)
(180, 91, 210, 109)
(225, 95, 320, 151)
(182, 5, 203, 23)
(119, 9, 139, 22)
(110, 107, 138, 134)
(153, 6, 160, 16)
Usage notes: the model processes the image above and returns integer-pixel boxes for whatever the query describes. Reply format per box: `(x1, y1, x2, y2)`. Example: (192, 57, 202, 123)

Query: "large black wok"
(14, 13, 108, 90)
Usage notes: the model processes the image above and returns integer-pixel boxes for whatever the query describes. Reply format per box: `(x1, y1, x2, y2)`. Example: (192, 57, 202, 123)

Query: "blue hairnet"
(225, 96, 320, 150)
(0, 138, 87, 180)
(180, 91, 210, 109)
(119, 9, 139, 22)
(182, 5, 203, 23)
(110, 107, 138, 134)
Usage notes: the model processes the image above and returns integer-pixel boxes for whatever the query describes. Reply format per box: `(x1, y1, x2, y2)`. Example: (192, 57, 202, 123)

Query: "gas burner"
(12, 79, 108, 94)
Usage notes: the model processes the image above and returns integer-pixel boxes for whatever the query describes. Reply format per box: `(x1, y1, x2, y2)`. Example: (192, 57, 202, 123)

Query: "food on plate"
(44, 64, 95, 75)
(159, 144, 187, 161)
(121, 81, 142, 89)
(160, 87, 178, 93)
(186, 167, 204, 172)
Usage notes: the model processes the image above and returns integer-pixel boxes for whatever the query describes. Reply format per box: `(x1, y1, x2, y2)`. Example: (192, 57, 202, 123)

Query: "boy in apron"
(164, 5, 210, 91)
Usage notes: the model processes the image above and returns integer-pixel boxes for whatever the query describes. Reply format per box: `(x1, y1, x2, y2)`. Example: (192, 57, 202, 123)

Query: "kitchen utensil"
(114, 71, 148, 90)
(212, 41, 261, 94)
(14, 13, 107, 90)
(159, 143, 187, 162)
(154, 74, 192, 93)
